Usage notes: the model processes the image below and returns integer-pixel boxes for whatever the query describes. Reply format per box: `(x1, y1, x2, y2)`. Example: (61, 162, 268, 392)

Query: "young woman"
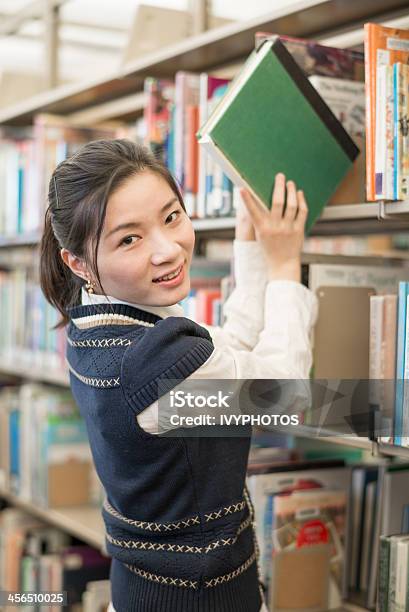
(40, 139, 318, 612)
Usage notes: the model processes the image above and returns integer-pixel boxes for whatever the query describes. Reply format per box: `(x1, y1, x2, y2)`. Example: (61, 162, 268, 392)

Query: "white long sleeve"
(137, 279, 319, 434)
(200, 240, 268, 350)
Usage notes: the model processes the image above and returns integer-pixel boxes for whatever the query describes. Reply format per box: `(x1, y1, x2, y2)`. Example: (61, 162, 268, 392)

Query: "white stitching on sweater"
(204, 552, 257, 587)
(103, 498, 200, 531)
(67, 337, 132, 348)
(67, 362, 120, 388)
(71, 313, 155, 329)
(123, 550, 256, 589)
(103, 497, 247, 532)
(204, 500, 246, 521)
(105, 515, 252, 553)
(124, 564, 199, 589)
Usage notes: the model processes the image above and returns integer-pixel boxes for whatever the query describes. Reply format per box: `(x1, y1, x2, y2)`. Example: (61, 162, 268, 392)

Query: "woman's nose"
(150, 234, 182, 265)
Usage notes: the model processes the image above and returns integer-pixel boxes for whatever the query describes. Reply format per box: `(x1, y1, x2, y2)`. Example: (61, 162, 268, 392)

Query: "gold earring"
(85, 277, 95, 294)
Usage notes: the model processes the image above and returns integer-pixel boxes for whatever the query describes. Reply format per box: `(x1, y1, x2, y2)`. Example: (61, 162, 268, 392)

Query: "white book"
(369, 295, 384, 406)
(375, 65, 388, 199)
(308, 75, 365, 139)
(385, 66, 395, 201)
(308, 263, 409, 294)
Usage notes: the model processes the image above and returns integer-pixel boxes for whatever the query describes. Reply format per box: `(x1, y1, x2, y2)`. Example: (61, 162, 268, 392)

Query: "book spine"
(369, 295, 384, 408)
(398, 64, 409, 200)
(402, 293, 409, 447)
(394, 282, 409, 446)
(364, 23, 376, 201)
(378, 536, 390, 612)
(375, 65, 387, 199)
(395, 539, 409, 612)
(385, 66, 395, 200)
(380, 295, 398, 444)
(394, 63, 399, 200)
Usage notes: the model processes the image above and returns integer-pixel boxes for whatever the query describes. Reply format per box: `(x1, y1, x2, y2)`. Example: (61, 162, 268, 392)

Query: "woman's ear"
(60, 248, 88, 282)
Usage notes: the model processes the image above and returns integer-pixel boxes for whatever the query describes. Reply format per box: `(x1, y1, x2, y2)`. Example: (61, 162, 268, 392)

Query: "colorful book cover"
(143, 77, 174, 164)
(197, 74, 230, 218)
(255, 32, 364, 81)
(364, 23, 409, 201)
(394, 62, 409, 200)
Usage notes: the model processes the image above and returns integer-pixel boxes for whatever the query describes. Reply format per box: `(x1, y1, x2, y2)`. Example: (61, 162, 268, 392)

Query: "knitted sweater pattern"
(66, 302, 263, 612)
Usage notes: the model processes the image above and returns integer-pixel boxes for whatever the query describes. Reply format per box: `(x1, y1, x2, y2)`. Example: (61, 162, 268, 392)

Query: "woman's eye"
(166, 210, 181, 223)
(119, 235, 140, 247)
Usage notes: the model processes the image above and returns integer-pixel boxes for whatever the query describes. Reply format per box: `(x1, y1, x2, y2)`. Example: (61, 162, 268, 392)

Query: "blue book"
(393, 281, 409, 445)
(9, 408, 20, 494)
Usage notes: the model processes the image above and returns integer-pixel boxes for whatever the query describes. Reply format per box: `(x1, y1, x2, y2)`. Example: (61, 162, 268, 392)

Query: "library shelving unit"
(1, 1, 409, 610)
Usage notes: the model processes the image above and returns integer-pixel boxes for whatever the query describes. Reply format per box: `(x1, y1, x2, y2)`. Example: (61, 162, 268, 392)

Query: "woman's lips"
(152, 263, 185, 287)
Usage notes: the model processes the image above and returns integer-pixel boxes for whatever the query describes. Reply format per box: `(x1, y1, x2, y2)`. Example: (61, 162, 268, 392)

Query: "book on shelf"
(0, 114, 120, 240)
(179, 257, 232, 325)
(0, 268, 67, 373)
(0, 506, 110, 609)
(364, 23, 409, 202)
(303, 262, 409, 446)
(246, 460, 350, 610)
(197, 36, 360, 234)
(377, 532, 409, 611)
(255, 33, 365, 81)
(255, 33, 367, 207)
(0, 383, 103, 509)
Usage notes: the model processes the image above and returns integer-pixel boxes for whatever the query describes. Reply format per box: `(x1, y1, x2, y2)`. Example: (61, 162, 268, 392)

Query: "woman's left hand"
(235, 195, 256, 241)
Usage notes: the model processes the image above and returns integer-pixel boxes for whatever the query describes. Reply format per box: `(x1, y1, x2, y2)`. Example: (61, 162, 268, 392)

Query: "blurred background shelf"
(0, 487, 104, 551)
(0, 0, 407, 125)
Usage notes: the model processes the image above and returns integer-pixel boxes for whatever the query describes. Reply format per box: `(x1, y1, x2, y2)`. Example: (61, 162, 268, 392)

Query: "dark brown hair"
(39, 138, 185, 329)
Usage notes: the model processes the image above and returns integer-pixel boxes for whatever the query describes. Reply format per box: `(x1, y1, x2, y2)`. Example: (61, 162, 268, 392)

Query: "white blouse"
(81, 240, 319, 434)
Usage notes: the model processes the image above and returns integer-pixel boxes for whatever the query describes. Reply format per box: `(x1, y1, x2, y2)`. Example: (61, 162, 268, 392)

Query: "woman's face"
(94, 171, 195, 306)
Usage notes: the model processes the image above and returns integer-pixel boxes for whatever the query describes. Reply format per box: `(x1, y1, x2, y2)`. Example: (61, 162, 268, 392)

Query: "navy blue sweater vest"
(66, 302, 263, 612)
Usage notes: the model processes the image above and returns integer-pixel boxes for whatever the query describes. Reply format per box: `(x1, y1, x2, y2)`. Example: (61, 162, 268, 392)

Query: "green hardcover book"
(197, 36, 360, 234)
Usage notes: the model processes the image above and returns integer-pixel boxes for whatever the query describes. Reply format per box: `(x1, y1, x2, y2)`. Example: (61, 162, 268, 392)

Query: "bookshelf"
(0, 487, 104, 552)
(2, 199, 409, 250)
(1, 2, 409, 610)
(0, 0, 406, 126)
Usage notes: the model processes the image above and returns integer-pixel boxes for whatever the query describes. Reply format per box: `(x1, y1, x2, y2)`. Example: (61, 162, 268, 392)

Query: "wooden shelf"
(3, 200, 409, 250)
(0, 0, 406, 125)
(0, 487, 104, 551)
(0, 355, 69, 387)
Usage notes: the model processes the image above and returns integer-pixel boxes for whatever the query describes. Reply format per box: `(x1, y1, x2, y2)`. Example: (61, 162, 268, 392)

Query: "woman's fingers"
(284, 180, 298, 223)
(294, 189, 308, 230)
(270, 173, 286, 222)
(240, 188, 267, 228)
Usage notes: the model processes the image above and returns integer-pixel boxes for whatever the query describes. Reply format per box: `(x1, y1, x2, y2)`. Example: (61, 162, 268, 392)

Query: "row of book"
(0, 256, 232, 365)
(248, 456, 409, 611)
(0, 117, 122, 239)
(0, 32, 370, 241)
(7, 254, 409, 449)
(365, 23, 409, 202)
(0, 383, 104, 509)
(0, 504, 110, 611)
(0, 267, 67, 373)
(248, 459, 349, 611)
(379, 533, 409, 612)
(143, 33, 367, 223)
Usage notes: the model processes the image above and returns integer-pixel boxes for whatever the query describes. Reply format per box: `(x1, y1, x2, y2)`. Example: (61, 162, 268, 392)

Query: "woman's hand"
(235, 195, 256, 241)
(240, 173, 308, 283)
